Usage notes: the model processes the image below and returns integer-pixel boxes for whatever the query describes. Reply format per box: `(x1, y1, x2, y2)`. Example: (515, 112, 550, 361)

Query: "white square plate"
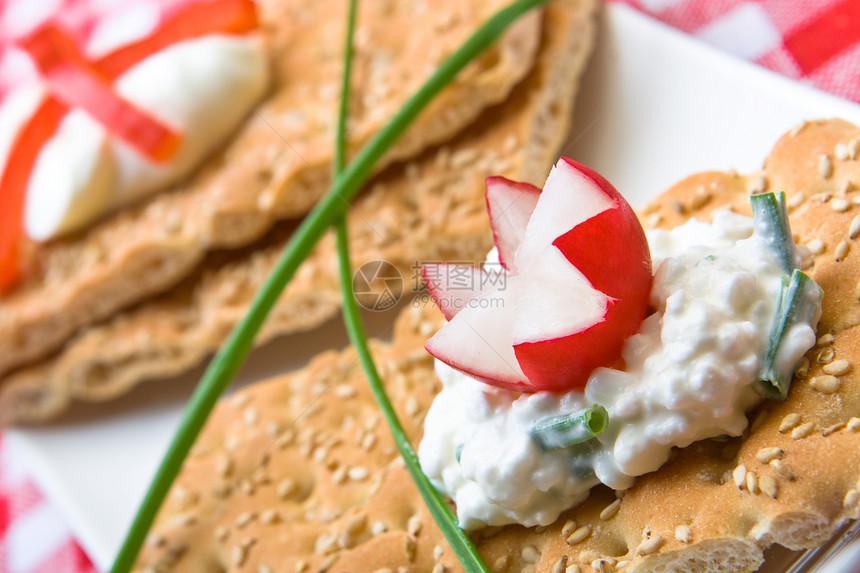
(8, 3, 860, 570)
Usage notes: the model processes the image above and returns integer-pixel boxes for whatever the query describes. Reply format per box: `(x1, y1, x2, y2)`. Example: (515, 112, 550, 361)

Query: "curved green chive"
(531, 404, 609, 451)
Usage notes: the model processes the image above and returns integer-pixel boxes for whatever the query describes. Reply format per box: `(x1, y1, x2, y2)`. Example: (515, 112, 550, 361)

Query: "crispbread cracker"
(0, 0, 598, 424)
(136, 119, 860, 573)
(0, 0, 543, 378)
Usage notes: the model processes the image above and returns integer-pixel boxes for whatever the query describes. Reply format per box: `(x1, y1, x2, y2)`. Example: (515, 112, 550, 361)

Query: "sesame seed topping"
(521, 545, 541, 563)
(492, 556, 509, 571)
(844, 489, 859, 508)
(551, 556, 568, 573)
(217, 456, 234, 478)
(432, 564, 448, 573)
(562, 520, 577, 537)
(817, 333, 836, 346)
(405, 396, 420, 417)
(792, 422, 816, 439)
(851, 217, 860, 240)
(848, 417, 860, 431)
(823, 422, 846, 436)
(215, 526, 229, 542)
(779, 413, 802, 433)
(836, 240, 851, 261)
(646, 213, 663, 228)
(833, 198, 851, 212)
(332, 466, 347, 484)
(760, 475, 778, 499)
(637, 536, 664, 556)
(348, 466, 369, 481)
(823, 359, 851, 375)
(259, 565, 274, 573)
(850, 139, 860, 159)
(407, 514, 423, 536)
(244, 407, 259, 426)
(371, 521, 387, 535)
(616, 560, 631, 569)
(335, 384, 357, 398)
(669, 199, 685, 214)
(837, 143, 851, 161)
(788, 192, 806, 208)
(733, 464, 747, 489)
(811, 375, 841, 394)
(566, 525, 592, 545)
(236, 512, 256, 528)
(600, 498, 621, 520)
(818, 347, 836, 364)
(807, 239, 826, 255)
(756, 447, 784, 464)
(277, 477, 297, 500)
(820, 155, 834, 178)
(771, 459, 797, 481)
(404, 535, 417, 562)
(675, 525, 692, 543)
(231, 544, 248, 567)
(433, 545, 444, 561)
(746, 471, 759, 494)
(295, 560, 309, 572)
(592, 558, 611, 572)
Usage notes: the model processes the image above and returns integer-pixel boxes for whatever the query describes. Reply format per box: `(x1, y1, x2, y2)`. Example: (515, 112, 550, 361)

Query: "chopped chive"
(751, 191, 797, 274)
(531, 404, 609, 451)
(110, 2, 549, 571)
(756, 268, 823, 400)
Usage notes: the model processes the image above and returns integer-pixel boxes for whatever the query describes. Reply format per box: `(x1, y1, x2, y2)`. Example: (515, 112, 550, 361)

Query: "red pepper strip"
(97, 0, 259, 79)
(0, 97, 66, 294)
(20, 25, 182, 162)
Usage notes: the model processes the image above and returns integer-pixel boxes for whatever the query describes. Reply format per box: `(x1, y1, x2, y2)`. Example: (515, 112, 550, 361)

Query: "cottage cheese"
(0, 34, 269, 240)
(418, 210, 819, 530)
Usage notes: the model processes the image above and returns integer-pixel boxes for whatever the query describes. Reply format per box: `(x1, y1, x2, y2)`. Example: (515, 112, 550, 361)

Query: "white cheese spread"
(418, 210, 818, 530)
(0, 34, 269, 240)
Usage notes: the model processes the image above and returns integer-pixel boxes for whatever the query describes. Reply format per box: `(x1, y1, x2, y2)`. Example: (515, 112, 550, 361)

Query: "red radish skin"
(421, 264, 491, 321)
(425, 158, 652, 394)
(485, 176, 541, 271)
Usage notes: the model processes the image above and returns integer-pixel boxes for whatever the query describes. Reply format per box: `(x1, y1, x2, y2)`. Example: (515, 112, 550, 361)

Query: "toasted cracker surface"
(0, 0, 598, 424)
(136, 119, 860, 573)
(0, 0, 542, 379)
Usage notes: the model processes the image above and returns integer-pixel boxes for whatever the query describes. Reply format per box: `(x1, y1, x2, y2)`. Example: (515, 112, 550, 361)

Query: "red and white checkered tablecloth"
(0, 0, 859, 571)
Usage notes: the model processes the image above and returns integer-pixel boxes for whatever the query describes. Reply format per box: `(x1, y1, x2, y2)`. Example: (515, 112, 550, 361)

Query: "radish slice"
(20, 24, 182, 162)
(485, 176, 540, 271)
(425, 158, 652, 393)
(421, 264, 491, 320)
(426, 284, 533, 393)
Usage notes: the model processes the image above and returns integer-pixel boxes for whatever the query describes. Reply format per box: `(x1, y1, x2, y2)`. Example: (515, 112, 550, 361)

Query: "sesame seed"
(669, 199, 685, 214)
(552, 556, 569, 573)
(844, 489, 859, 508)
(404, 396, 420, 417)
(675, 525, 692, 543)
(338, 530, 355, 550)
(277, 477, 297, 500)
(232, 544, 248, 567)
(637, 536, 664, 556)
(217, 456, 234, 479)
(146, 533, 166, 547)
(259, 566, 274, 573)
(361, 433, 377, 451)
(600, 498, 621, 520)
(691, 188, 712, 209)
(779, 413, 802, 433)
(836, 240, 851, 261)
(818, 347, 836, 364)
(820, 155, 834, 178)
(756, 447, 784, 464)
(567, 525, 592, 545)
(807, 239, 825, 255)
(371, 521, 388, 535)
(335, 385, 357, 398)
(833, 198, 851, 212)
(770, 460, 797, 481)
(432, 564, 448, 573)
(521, 545, 541, 563)
(215, 526, 229, 542)
(332, 466, 347, 484)
(239, 480, 255, 496)
(733, 464, 748, 489)
(823, 422, 846, 436)
(646, 213, 663, 228)
(616, 560, 631, 569)
(792, 422, 816, 439)
(796, 357, 810, 378)
(348, 466, 369, 481)
(236, 512, 256, 528)
(851, 217, 860, 241)
(812, 375, 841, 394)
(492, 556, 509, 571)
(562, 520, 577, 537)
(592, 558, 611, 572)
(837, 143, 851, 161)
(817, 333, 836, 346)
(760, 475, 778, 499)
(244, 407, 259, 426)
(848, 417, 860, 431)
(567, 565, 583, 573)
(788, 192, 806, 208)
(823, 359, 851, 375)
(231, 393, 250, 408)
(319, 555, 337, 572)
(407, 514, 423, 536)
(295, 560, 309, 572)
(850, 139, 860, 159)
(747, 472, 759, 494)
(433, 545, 444, 561)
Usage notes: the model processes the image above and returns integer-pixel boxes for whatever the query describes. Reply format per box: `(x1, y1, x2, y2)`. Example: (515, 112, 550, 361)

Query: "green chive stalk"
(531, 404, 609, 451)
(110, 2, 548, 571)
